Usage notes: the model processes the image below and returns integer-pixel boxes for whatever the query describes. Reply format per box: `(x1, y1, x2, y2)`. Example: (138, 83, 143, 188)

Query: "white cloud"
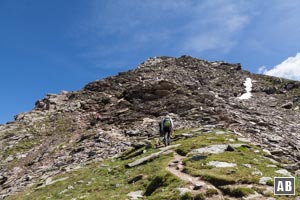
(264, 53, 300, 80)
(242, 1, 300, 56)
(257, 66, 267, 74)
(184, 34, 236, 53)
(74, 0, 254, 61)
(182, 1, 251, 53)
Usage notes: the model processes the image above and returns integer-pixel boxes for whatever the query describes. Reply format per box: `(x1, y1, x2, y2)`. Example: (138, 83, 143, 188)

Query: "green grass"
(173, 129, 300, 199)
(8, 147, 184, 200)
(206, 188, 218, 196)
(221, 186, 255, 197)
(6, 128, 300, 200)
(2, 139, 36, 160)
(180, 134, 286, 186)
(174, 130, 239, 156)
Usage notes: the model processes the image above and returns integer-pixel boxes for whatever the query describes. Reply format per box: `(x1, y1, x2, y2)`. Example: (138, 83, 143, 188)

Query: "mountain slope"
(7, 128, 298, 200)
(1, 55, 300, 199)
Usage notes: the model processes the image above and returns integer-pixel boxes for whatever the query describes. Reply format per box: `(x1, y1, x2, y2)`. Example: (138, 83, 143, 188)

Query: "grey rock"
(0, 175, 8, 185)
(5, 156, 14, 162)
(252, 170, 263, 176)
(207, 161, 237, 168)
(281, 102, 293, 109)
(244, 193, 264, 200)
(181, 133, 194, 138)
(127, 190, 143, 200)
(266, 157, 279, 164)
(259, 177, 272, 185)
(128, 174, 143, 184)
(176, 188, 192, 196)
(193, 183, 202, 190)
(266, 198, 276, 200)
(238, 137, 251, 143)
(241, 164, 252, 168)
(268, 135, 283, 143)
(283, 163, 300, 171)
(215, 130, 227, 135)
(190, 155, 207, 161)
(192, 144, 228, 154)
(270, 149, 284, 156)
(275, 169, 292, 177)
(262, 149, 271, 155)
(225, 144, 235, 151)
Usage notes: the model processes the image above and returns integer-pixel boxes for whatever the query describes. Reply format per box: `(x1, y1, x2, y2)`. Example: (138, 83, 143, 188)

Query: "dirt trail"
(165, 150, 273, 200)
(166, 152, 224, 200)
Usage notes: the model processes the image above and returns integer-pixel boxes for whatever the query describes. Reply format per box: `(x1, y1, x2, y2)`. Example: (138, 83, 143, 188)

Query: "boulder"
(192, 144, 228, 154)
(281, 102, 293, 109)
(207, 161, 237, 168)
(128, 174, 143, 184)
(259, 177, 272, 185)
(275, 169, 292, 177)
(127, 191, 143, 200)
(0, 175, 8, 185)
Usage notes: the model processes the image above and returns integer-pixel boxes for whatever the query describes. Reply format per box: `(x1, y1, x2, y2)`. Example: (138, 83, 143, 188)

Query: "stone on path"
(207, 161, 237, 168)
(176, 188, 192, 196)
(275, 169, 292, 177)
(127, 191, 143, 200)
(192, 144, 228, 154)
(259, 177, 272, 185)
(192, 144, 247, 154)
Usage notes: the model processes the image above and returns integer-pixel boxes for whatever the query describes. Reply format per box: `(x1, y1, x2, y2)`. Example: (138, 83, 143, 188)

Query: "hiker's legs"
(167, 131, 171, 146)
(164, 131, 168, 146)
(164, 131, 170, 146)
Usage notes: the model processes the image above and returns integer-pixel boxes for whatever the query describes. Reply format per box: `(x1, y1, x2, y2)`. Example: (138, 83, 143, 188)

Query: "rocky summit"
(1, 55, 300, 199)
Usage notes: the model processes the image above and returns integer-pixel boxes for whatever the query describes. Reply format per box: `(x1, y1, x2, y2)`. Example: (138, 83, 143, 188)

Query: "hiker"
(160, 115, 174, 146)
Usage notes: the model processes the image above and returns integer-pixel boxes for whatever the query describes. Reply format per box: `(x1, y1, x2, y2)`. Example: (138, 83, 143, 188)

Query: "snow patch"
(238, 78, 252, 100)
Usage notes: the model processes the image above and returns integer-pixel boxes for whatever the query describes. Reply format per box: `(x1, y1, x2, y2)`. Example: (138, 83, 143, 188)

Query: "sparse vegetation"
(180, 192, 193, 200)
(266, 179, 274, 186)
(6, 129, 300, 199)
(221, 186, 254, 197)
(194, 193, 205, 200)
(101, 96, 111, 104)
(206, 188, 218, 196)
(144, 175, 164, 196)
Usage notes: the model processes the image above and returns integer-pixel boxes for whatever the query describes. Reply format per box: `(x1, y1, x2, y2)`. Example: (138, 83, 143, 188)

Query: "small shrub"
(202, 174, 235, 186)
(176, 148, 189, 156)
(266, 179, 274, 186)
(144, 176, 164, 196)
(221, 186, 254, 197)
(194, 193, 205, 200)
(206, 188, 218, 197)
(252, 186, 264, 194)
(122, 148, 145, 160)
(180, 192, 193, 200)
(101, 97, 111, 104)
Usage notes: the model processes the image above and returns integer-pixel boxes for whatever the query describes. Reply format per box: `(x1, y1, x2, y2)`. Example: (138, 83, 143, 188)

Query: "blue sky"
(1, 0, 300, 124)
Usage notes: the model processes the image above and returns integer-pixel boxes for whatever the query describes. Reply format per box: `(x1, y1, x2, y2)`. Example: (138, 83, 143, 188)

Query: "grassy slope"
(8, 128, 299, 200)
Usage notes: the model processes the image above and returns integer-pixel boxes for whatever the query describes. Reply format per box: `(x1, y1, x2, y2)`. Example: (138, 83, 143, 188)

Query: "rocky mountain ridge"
(1, 55, 300, 199)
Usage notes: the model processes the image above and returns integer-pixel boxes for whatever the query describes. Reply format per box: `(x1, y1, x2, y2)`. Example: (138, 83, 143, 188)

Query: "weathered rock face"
(1, 55, 300, 198)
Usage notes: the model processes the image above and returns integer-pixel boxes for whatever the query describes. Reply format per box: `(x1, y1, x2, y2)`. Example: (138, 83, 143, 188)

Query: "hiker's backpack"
(163, 118, 172, 128)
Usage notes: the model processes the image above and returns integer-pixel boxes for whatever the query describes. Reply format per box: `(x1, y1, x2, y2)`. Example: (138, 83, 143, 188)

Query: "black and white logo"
(274, 177, 295, 195)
